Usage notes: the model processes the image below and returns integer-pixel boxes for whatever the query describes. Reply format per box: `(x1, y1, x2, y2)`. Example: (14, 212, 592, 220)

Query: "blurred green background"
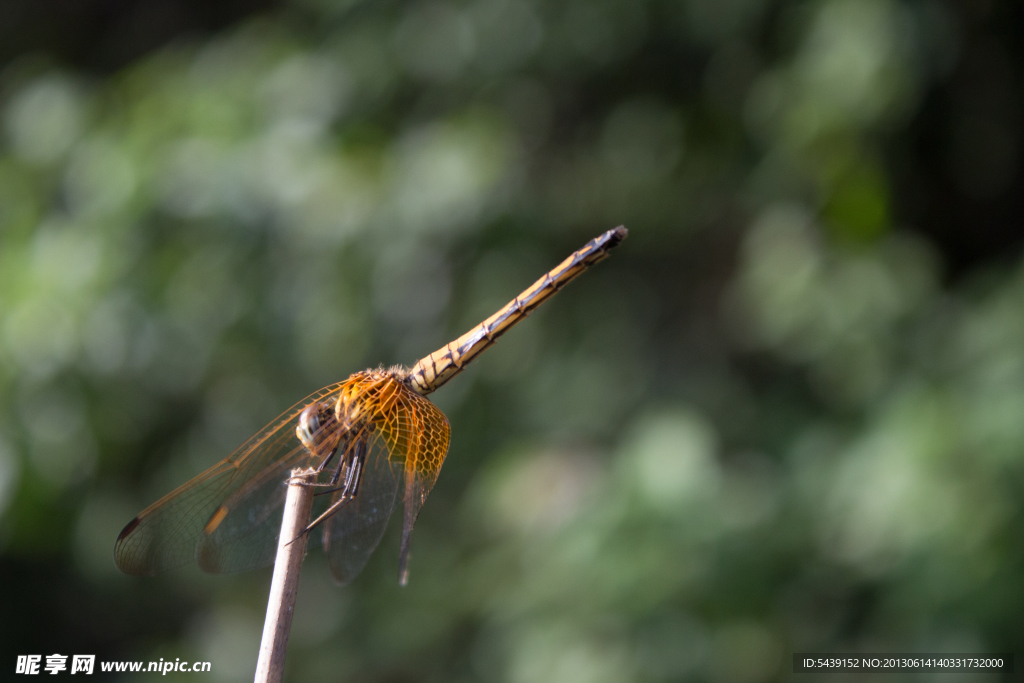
(0, 0, 1022, 681)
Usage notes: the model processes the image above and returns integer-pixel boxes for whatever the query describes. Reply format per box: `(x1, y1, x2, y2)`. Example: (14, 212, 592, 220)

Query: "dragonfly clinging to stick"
(115, 226, 628, 585)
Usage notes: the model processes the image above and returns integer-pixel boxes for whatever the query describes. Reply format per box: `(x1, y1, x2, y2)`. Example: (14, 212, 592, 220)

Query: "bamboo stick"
(254, 468, 315, 683)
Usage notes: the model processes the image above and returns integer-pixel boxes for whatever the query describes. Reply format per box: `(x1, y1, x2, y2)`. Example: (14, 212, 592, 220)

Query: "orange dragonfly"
(115, 227, 627, 585)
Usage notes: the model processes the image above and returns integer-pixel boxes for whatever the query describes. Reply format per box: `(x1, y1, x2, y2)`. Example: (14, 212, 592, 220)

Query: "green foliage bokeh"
(0, 0, 1022, 681)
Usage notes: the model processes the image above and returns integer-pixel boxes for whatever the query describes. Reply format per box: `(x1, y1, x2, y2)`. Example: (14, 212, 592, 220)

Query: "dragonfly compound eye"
(295, 402, 335, 450)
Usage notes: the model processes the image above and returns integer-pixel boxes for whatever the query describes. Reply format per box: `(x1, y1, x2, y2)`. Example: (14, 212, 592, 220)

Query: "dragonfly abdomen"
(407, 226, 627, 395)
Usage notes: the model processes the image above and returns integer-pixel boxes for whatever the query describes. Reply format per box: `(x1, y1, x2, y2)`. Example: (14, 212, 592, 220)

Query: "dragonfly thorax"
(332, 367, 409, 427)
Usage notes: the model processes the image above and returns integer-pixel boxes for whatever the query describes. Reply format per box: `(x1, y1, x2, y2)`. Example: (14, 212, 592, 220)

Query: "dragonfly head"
(295, 401, 337, 450)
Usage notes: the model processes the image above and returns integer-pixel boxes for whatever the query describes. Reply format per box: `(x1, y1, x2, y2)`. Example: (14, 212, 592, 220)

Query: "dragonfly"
(115, 226, 627, 585)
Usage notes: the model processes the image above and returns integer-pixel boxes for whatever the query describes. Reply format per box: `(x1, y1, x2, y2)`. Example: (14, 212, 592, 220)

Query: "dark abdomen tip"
(607, 225, 628, 247)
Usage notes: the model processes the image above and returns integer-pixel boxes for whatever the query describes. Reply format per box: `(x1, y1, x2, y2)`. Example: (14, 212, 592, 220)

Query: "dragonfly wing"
(323, 435, 401, 585)
(114, 382, 346, 575)
(320, 377, 451, 585)
(198, 427, 368, 573)
(195, 446, 303, 573)
(379, 383, 451, 585)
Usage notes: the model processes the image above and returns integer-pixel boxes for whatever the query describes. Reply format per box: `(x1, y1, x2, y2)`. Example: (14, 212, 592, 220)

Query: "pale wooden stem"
(254, 468, 315, 683)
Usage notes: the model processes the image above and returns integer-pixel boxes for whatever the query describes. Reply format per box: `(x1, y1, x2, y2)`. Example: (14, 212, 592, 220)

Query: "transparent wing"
(322, 433, 401, 585)
(342, 377, 451, 584)
(319, 374, 451, 585)
(388, 385, 451, 585)
(114, 382, 347, 576)
(115, 372, 452, 583)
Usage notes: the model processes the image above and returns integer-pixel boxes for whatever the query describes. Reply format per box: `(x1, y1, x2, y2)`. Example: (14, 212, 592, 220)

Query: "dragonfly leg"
(299, 468, 359, 537)
(303, 462, 349, 491)
(294, 439, 367, 539)
(296, 431, 349, 491)
(349, 439, 367, 497)
(323, 442, 348, 487)
(313, 432, 346, 476)
(284, 466, 318, 485)
(313, 438, 365, 496)
(313, 454, 351, 496)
